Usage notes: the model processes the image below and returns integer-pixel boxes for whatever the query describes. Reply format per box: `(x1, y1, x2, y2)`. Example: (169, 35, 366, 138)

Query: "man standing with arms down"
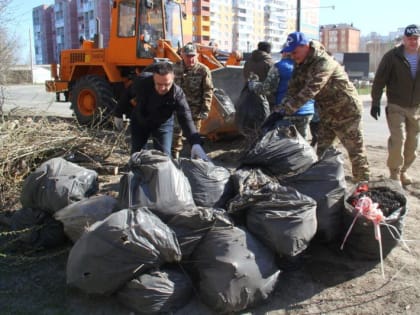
(172, 42, 213, 158)
(370, 24, 420, 185)
(243, 41, 274, 82)
(270, 31, 370, 183)
(243, 41, 275, 107)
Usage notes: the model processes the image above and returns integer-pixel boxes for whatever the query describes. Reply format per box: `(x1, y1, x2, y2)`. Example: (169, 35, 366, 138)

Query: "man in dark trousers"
(129, 61, 209, 160)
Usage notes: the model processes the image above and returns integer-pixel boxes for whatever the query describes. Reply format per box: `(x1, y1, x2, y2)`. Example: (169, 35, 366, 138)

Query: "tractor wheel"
(71, 75, 116, 126)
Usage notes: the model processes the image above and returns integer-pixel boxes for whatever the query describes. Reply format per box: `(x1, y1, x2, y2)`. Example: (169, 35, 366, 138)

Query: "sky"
(9, 0, 420, 64)
(319, 0, 419, 36)
(9, 0, 54, 64)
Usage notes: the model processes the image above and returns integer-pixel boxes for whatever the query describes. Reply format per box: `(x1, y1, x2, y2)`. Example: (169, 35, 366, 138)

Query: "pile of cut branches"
(0, 116, 129, 211)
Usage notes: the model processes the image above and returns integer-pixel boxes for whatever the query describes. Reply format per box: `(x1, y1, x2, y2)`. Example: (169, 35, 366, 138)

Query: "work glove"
(370, 105, 380, 120)
(113, 117, 124, 130)
(191, 144, 210, 161)
(248, 80, 257, 91)
(248, 73, 259, 81)
(260, 110, 285, 132)
(197, 112, 209, 120)
(247, 73, 259, 92)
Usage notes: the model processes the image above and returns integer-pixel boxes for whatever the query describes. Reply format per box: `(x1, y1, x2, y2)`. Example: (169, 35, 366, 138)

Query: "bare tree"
(0, 0, 19, 114)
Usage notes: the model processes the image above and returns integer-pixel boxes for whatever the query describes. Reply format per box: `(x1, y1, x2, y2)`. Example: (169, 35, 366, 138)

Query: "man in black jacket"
(129, 62, 209, 160)
(113, 67, 144, 130)
(371, 24, 420, 185)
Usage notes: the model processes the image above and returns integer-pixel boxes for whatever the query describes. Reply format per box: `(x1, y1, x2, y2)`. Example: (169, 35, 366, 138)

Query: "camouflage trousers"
(317, 114, 370, 182)
(172, 118, 202, 157)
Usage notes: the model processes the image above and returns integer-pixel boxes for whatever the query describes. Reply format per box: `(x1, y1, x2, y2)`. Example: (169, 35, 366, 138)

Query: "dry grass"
(0, 115, 130, 211)
(1, 113, 420, 315)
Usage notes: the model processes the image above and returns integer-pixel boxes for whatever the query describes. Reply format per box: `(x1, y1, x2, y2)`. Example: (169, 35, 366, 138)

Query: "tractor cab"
(114, 0, 183, 61)
(137, 0, 183, 58)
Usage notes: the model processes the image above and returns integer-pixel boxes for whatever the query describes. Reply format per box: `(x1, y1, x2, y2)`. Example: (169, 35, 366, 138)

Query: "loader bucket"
(211, 65, 245, 105)
(200, 66, 245, 141)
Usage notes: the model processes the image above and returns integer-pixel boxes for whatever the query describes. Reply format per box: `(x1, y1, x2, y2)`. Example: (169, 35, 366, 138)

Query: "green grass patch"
(357, 87, 371, 95)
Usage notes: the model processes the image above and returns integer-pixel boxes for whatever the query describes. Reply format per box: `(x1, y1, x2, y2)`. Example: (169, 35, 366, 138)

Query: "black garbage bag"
(54, 195, 119, 242)
(10, 207, 68, 249)
(239, 120, 317, 179)
(165, 207, 224, 258)
(118, 150, 195, 220)
(341, 179, 407, 260)
(191, 223, 280, 314)
(232, 181, 317, 257)
(213, 88, 236, 122)
(179, 158, 233, 208)
(117, 266, 193, 315)
(66, 208, 182, 295)
(235, 86, 270, 141)
(283, 148, 347, 243)
(20, 157, 98, 214)
(228, 168, 277, 213)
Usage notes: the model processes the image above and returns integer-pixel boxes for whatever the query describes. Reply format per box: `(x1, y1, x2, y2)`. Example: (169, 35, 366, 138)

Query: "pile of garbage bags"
(12, 121, 406, 314)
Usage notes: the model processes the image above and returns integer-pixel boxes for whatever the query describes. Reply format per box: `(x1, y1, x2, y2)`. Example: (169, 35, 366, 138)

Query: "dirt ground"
(1, 125, 420, 315)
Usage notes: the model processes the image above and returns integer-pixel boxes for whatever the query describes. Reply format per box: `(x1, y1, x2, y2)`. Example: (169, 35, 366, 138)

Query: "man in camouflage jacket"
(273, 32, 370, 182)
(172, 42, 214, 158)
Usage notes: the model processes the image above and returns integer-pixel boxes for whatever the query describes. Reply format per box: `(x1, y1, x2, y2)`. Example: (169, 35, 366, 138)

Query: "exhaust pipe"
(94, 17, 103, 48)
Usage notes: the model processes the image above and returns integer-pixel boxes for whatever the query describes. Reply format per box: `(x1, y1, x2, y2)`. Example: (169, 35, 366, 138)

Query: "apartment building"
(33, 5, 55, 65)
(77, 0, 111, 48)
(33, 0, 319, 64)
(53, 0, 78, 63)
(231, 1, 261, 52)
(319, 23, 360, 54)
(208, 0, 318, 54)
(209, 0, 234, 50)
(33, 0, 110, 64)
(190, 0, 211, 43)
(33, 1, 79, 64)
(263, 0, 289, 53)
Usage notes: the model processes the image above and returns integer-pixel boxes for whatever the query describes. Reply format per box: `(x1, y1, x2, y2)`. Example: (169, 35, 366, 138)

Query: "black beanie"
(258, 41, 272, 54)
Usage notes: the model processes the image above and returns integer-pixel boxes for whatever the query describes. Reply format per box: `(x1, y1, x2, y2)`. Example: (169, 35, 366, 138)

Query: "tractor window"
(165, 0, 183, 49)
(118, 0, 137, 37)
(137, 0, 164, 58)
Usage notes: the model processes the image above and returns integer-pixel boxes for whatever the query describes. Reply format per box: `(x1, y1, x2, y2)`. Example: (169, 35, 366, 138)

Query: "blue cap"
(282, 32, 309, 53)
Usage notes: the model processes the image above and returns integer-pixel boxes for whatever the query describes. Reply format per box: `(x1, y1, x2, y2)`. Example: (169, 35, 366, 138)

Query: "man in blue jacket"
(250, 50, 315, 140)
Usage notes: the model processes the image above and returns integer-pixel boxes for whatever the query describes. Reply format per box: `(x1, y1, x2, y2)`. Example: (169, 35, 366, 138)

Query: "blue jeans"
(130, 114, 174, 156)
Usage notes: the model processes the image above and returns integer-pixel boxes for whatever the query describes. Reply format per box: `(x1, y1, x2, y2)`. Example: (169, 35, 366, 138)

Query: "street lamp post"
(295, 2, 335, 33)
(296, 0, 301, 32)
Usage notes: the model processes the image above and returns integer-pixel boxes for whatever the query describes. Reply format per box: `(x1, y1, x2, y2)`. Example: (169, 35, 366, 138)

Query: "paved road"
(2, 84, 73, 117)
(359, 94, 389, 147)
(1, 84, 389, 147)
